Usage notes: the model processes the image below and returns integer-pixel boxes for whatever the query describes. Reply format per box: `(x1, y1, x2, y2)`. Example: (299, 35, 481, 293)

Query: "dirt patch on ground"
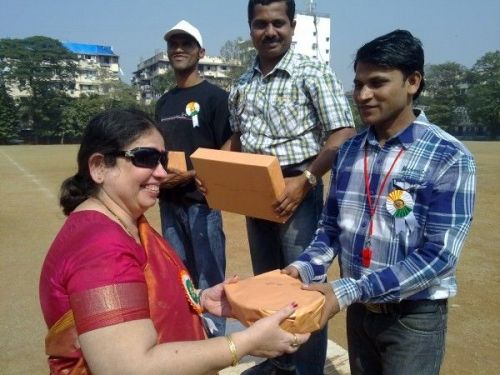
(0, 142, 498, 374)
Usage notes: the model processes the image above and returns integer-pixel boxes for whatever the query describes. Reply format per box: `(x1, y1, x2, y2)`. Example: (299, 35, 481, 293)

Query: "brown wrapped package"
(167, 151, 187, 172)
(190, 148, 290, 223)
(224, 270, 325, 333)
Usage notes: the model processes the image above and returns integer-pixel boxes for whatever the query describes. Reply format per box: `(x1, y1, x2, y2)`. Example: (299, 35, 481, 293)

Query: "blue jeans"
(346, 301, 448, 375)
(159, 199, 226, 335)
(246, 183, 327, 374)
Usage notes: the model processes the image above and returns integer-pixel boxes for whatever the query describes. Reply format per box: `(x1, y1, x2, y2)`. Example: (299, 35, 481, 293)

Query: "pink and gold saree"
(42, 213, 205, 374)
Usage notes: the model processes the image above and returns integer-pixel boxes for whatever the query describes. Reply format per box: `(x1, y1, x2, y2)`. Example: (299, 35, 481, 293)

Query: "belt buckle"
(365, 303, 386, 314)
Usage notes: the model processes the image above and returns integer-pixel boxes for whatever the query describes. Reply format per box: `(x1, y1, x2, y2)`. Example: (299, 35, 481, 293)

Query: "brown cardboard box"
(190, 148, 289, 223)
(224, 270, 325, 334)
(167, 151, 187, 172)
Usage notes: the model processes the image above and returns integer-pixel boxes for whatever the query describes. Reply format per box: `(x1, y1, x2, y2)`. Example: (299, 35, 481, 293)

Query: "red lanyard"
(362, 145, 404, 267)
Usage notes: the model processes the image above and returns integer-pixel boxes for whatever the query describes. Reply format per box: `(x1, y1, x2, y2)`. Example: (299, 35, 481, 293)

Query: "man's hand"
(194, 177, 207, 195)
(302, 283, 340, 328)
(273, 175, 310, 217)
(161, 169, 196, 189)
(281, 265, 300, 280)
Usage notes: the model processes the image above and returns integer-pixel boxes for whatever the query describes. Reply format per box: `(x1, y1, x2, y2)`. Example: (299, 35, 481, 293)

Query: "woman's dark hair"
(354, 29, 426, 99)
(247, 0, 295, 25)
(59, 108, 160, 216)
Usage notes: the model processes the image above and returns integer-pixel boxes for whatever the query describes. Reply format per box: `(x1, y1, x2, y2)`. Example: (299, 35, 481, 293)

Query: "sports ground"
(0, 141, 498, 374)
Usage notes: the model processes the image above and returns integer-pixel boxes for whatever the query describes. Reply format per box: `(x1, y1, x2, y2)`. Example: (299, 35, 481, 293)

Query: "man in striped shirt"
(285, 30, 476, 375)
(226, 1, 355, 374)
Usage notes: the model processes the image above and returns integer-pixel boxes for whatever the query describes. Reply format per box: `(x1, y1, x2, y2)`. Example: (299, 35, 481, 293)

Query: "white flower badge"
(186, 101, 200, 127)
(386, 189, 419, 233)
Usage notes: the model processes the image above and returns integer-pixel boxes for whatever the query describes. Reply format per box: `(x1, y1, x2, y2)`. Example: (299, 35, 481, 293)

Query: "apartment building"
(132, 50, 240, 103)
(293, 10, 331, 65)
(62, 41, 121, 97)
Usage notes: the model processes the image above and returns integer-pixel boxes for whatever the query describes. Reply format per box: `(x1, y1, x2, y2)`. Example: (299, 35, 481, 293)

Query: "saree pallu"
(44, 216, 205, 374)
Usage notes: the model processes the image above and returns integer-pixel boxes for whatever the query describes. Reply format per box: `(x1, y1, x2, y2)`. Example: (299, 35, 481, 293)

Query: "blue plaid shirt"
(291, 112, 476, 310)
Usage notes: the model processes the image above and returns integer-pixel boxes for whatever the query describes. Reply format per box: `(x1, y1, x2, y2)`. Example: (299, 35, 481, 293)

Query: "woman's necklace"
(94, 197, 138, 240)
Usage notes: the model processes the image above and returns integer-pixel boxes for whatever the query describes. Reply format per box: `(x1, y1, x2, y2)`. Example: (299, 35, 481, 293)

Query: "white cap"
(164, 20, 203, 48)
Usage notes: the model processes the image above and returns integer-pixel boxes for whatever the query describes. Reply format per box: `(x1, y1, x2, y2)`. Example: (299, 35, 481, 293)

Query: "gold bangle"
(225, 335, 238, 367)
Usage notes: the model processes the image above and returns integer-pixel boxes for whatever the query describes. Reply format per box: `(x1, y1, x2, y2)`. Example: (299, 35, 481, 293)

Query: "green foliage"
(466, 51, 500, 138)
(0, 36, 77, 93)
(59, 82, 147, 144)
(0, 83, 18, 143)
(0, 36, 78, 142)
(346, 93, 366, 131)
(103, 80, 142, 110)
(60, 95, 104, 143)
(151, 69, 176, 97)
(219, 38, 256, 84)
(417, 62, 468, 130)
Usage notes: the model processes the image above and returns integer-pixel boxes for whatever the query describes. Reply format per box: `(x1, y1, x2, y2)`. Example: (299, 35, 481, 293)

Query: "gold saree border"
(70, 282, 149, 334)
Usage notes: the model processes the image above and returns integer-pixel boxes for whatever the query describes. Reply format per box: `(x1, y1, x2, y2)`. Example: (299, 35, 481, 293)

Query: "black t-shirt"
(155, 80, 232, 203)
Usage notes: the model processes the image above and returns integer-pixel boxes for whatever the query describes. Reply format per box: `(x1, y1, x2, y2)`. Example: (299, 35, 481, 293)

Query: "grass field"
(0, 142, 499, 374)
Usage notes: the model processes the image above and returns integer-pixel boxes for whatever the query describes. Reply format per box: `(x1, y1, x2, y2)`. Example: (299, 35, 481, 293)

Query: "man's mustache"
(263, 37, 280, 44)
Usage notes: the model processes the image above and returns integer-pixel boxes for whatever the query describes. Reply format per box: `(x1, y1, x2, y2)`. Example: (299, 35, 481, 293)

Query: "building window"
(312, 43, 317, 50)
(326, 37, 330, 42)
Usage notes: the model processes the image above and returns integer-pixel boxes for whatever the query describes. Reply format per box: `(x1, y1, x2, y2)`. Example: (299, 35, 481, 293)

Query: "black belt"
(281, 157, 314, 178)
(363, 299, 447, 314)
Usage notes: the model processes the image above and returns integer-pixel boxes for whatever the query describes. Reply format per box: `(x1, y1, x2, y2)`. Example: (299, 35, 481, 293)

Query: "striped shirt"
(291, 112, 476, 309)
(228, 48, 354, 166)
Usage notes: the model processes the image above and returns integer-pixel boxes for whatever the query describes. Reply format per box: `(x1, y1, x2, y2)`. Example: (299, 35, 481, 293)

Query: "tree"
(103, 80, 142, 110)
(59, 82, 149, 144)
(345, 93, 365, 131)
(466, 51, 500, 138)
(417, 62, 468, 131)
(219, 38, 256, 84)
(0, 82, 18, 143)
(0, 36, 78, 143)
(59, 94, 106, 144)
(151, 69, 176, 98)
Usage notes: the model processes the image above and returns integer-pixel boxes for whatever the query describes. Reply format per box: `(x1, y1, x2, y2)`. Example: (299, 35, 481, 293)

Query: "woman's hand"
(238, 304, 311, 358)
(201, 275, 238, 317)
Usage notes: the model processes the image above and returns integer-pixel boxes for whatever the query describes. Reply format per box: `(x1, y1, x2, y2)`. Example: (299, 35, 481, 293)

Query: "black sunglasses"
(112, 147, 168, 169)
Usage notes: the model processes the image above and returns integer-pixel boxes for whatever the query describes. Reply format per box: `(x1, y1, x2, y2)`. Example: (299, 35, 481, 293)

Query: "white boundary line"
(0, 149, 57, 201)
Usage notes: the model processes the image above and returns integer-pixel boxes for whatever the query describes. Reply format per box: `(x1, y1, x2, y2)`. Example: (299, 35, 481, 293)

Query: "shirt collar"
(252, 48, 295, 77)
(362, 109, 428, 150)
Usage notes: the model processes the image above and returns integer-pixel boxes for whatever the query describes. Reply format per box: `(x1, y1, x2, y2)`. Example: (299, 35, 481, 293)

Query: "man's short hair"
(247, 0, 295, 26)
(354, 29, 425, 99)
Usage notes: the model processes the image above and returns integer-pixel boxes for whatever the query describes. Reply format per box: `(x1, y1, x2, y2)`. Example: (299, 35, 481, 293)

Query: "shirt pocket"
(266, 92, 308, 138)
(392, 171, 433, 209)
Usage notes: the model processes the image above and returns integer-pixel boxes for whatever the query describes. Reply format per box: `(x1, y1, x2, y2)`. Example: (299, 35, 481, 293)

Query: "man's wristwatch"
(303, 170, 318, 187)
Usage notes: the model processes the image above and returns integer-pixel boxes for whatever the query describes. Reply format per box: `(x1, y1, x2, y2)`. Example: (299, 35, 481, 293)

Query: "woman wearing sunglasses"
(39, 108, 309, 374)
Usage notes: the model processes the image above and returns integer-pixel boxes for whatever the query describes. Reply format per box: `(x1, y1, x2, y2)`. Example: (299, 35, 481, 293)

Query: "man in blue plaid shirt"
(285, 30, 476, 375)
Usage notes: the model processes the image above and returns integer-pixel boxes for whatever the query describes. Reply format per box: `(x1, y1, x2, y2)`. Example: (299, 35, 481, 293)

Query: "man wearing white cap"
(155, 20, 231, 337)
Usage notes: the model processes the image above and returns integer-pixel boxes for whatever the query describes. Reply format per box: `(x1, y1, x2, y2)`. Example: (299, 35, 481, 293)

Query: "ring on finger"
(291, 333, 299, 348)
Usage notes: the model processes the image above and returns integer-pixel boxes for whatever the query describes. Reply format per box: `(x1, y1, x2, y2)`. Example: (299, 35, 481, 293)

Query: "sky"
(1, 0, 499, 90)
